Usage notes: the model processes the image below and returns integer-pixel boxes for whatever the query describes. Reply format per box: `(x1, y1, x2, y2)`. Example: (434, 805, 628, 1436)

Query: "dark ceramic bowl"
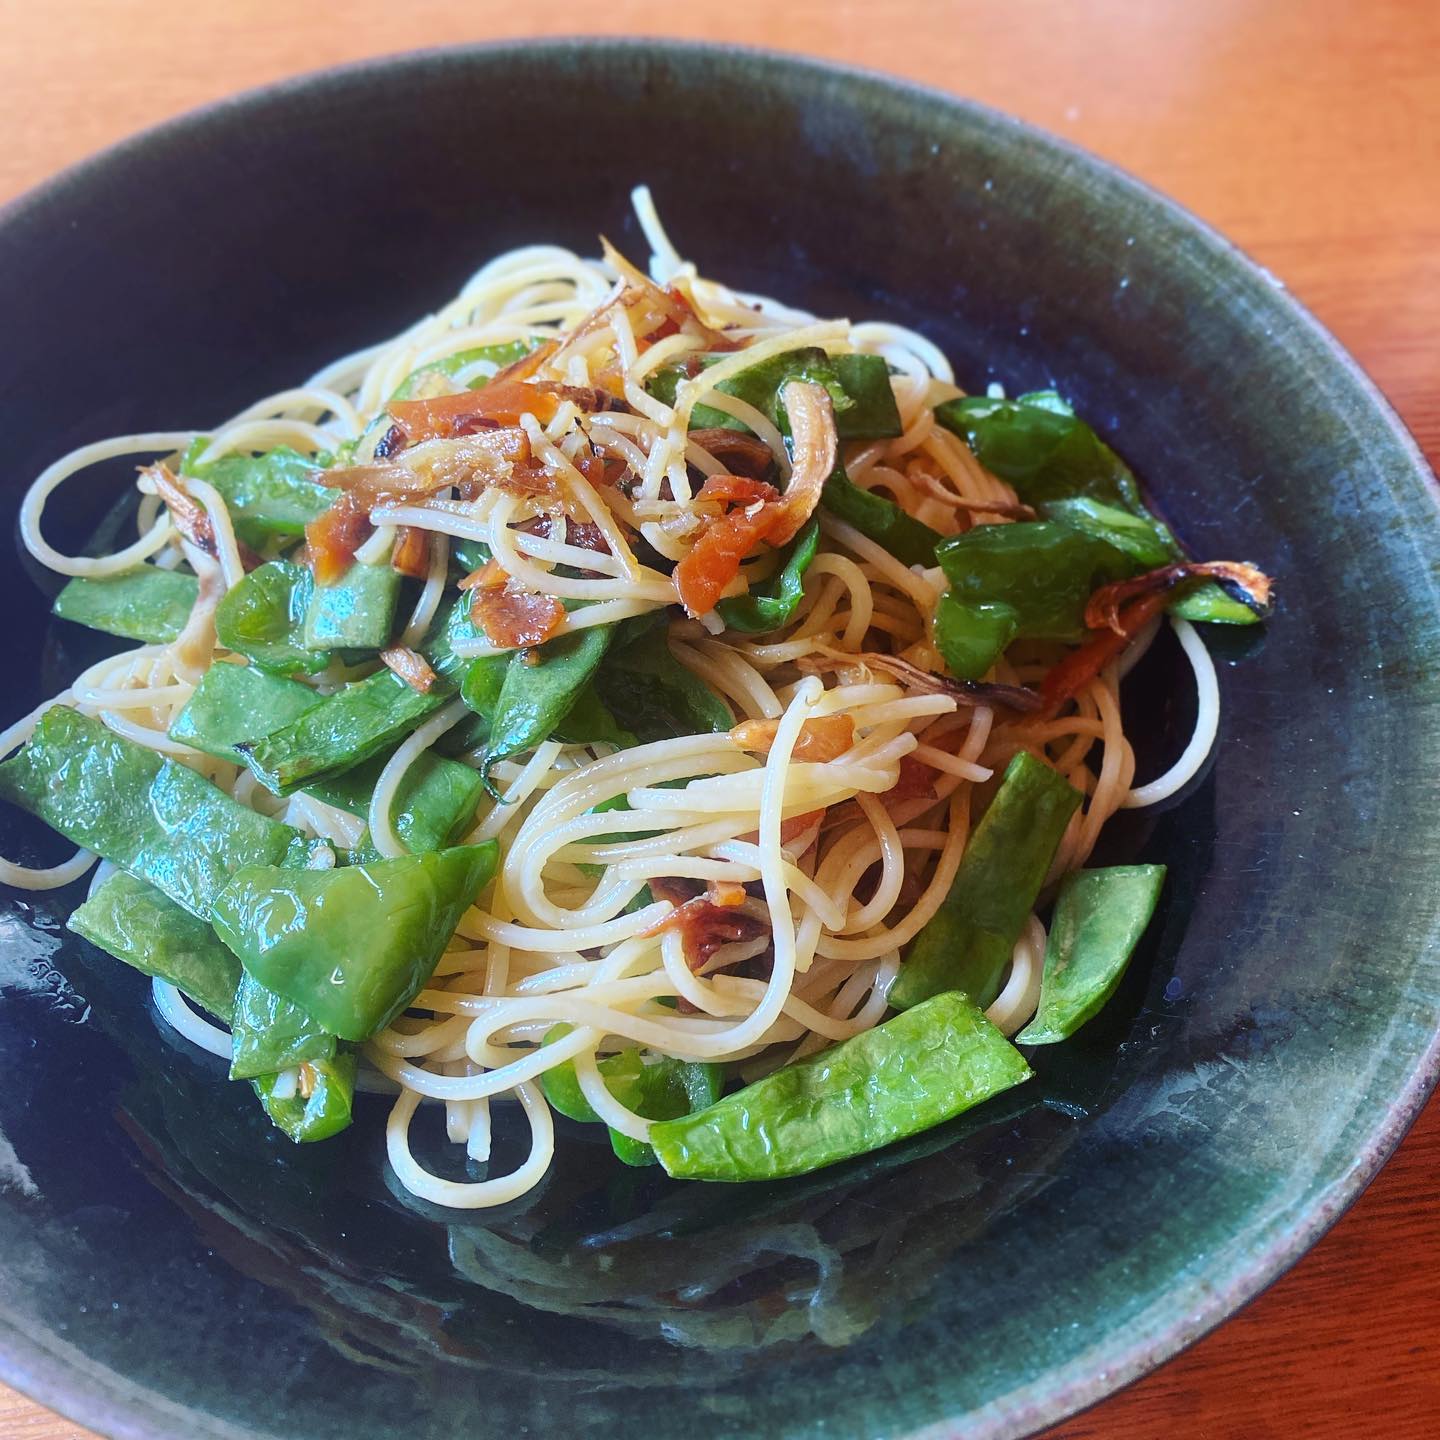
(1, 38, 1437, 1440)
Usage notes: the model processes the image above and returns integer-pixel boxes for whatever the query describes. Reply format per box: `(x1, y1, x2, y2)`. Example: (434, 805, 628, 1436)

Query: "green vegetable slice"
(169, 663, 325, 761)
(389, 339, 539, 401)
(302, 560, 402, 651)
(0, 706, 323, 919)
(480, 624, 615, 780)
(308, 750, 484, 855)
(889, 752, 1081, 1011)
(591, 616, 733, 742)
(252, 1052, 356, 1143)
(650, 991, 1031, 1181)
(228, 971, 336, 1080)
(1016, 865, 1166, 1044)
(180, 441, 334, 545)
(68, 872, 241, 1021)
(238, 598, 477, 796)
(935, 522, 1134, 644)
(52, 567, 199, 645)
(935, 391, 1259, 626)
(932, 593, 1020, 682)
(932, 521, 1134, 679)
(715, 516, 819, 633)
(1039, 495, 1175, 569)
(214, 561, 329, 676)
(539, 1025, 723, 1167)
(240, 669, 446, 795)
(648, 346, 902, 440)
(210, 842, 498, 1041)
(821, 462, 943, 567)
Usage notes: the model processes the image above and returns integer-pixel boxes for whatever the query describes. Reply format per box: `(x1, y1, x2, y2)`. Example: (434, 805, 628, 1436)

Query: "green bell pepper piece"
(935, 522, 1135, 645)
(932, 592, 1021, 681)
(540, 1025, 724, 1167)
(648, 346, 902, 440)
(169, 663, 325, 761)
(214, 561, 329, 675)
(52, 567, 199, 645)
(889, 752, 1082, 1011)
(1040, 495, 1175, 569)
(1016, 865, 1166, 1044)
(480, 624, 615, 780)
(308, 750, 484, 854)
(549, 684, 639, 750)
(302, 559, 402, 651)
(932, 520, 1135, 680)
(68, 871, 241, 1021)
(210, 842, 498, 1040)
(715, 516, 819, 633)
(390, 339, 538, 401)
(821, 462, 943, 567)
(238, 598, 476, 795)
(239, 669, 446, 795)
(935, 391, 1259, 626)
(590, 616, 733, 743)
(650, 991, 1031, 1181)
(180, 441, 334, 546)
(170, 663, 480, 852)
(229, 971, 336, 1080)
(251, 1051, 357, 1143)
(0, 706, 322, 919)
(935, 390, 1143, 510)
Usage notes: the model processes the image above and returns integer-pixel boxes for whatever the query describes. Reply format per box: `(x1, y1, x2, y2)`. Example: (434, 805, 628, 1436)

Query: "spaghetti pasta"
(0, 186, 1266, 1209)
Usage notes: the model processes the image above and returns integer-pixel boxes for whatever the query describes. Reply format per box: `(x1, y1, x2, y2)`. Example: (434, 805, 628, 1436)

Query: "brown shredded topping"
(469, 580, 565, 648)
(641, 878, 770, 972)
(380, 645, 438, 694)
(689, 428, 776, 481)
(305, 492, 373, 586)
(731, 714, 856, 762)
(390, 525, 431, 579)
(798, 647, 1042, 713)
(1084, 560, 1273, 634)
(319, 428, 531, 505)
(766, 380, 838, 546)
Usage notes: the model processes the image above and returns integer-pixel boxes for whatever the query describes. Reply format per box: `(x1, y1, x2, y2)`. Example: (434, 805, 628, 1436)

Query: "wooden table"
(1, 1, 1437, 1435)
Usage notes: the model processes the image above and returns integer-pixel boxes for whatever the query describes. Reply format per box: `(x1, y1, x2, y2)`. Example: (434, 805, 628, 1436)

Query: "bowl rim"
(0, 33, 1437, 1440)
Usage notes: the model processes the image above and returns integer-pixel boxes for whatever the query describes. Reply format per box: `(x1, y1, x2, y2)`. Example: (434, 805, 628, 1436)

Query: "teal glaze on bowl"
(0, 39, 1437, 1440)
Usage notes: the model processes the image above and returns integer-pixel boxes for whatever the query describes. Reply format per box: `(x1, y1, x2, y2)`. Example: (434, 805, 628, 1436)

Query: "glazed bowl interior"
(1, 40, 1438, 1440)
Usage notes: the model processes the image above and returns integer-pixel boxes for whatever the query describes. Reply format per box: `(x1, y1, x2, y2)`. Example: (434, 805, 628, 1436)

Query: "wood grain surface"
(1, 1, 1437, 1436)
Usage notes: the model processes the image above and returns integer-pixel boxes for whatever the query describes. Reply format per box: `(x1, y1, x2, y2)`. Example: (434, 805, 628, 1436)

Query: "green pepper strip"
(229, 971, 337, 1080)
(251, 1052, 357, 1143)
(0, 706, 323, 920)
(237, 598, 476, 796)
(649, 991, 1030, 1181)
(214, 561, 329, 676)
(934, 392, 1258, 625)
(389, 339, 538, 402)
(210, 842, 498, 1041)
(821, 463, 943, 568)
(889, 752, 1082, 1011)
(715, 517, 820, 633)
(52, 568, 199, 645)
(68, 871, 241, 1022)
(477, 624, 615, 784)
(302, 559, 402, 652)
(590, 615, 734, 742)
(1016, 865, 1166, 1044)
(180, 441, 334, 546)
(931, 520, 1136, 680)
(540, 1024, 724, 1167)
(648, 346, 902, 440)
